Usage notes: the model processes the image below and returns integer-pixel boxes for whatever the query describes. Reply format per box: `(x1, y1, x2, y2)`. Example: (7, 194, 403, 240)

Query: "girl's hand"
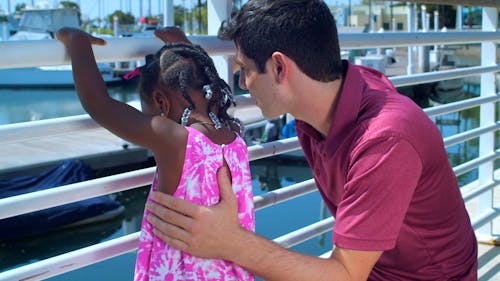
(55, 27, 107, 47)
(154, 26, 191, 44)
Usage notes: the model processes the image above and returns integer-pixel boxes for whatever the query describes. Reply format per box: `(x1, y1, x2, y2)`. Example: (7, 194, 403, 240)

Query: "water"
(0, 74, 488, 279)
(0, 84, 331, 280)
(0, 84, 139, 126)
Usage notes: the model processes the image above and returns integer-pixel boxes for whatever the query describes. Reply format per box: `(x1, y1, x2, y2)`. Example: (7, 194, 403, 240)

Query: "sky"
(2, 0, 362, 20)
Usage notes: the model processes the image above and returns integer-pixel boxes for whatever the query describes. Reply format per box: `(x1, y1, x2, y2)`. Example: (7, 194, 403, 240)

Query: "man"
(146, 0, 478, 280)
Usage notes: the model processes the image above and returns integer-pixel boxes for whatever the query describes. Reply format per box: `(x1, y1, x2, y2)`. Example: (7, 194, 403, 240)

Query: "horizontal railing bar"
(443, 122, 500, 148)
(0, 216, 336, 280)
(471, 207, 500, 230)
(424, 94, 500, 118)
(274, 217, 335, 249)
(0, 95, 259, 141)
(453, 150, 500, 177)
(248, 137, 301, 161)
(339, 31, 500, 50)
(0, 232, 140, 281)
(254, 179, 317, 210)
(0, 114, 97, 143)
(0, 35, 234, 69)
(390, 65, 500, 88)
(0, 168, 315, 220)
(462, 180, 497, 203)
(1, 32, 499, 69)
(0, 136, 304, 220)
(244, 120, 268, 131)
(8, 91, 494, 142)
(0, 167, 155, 220)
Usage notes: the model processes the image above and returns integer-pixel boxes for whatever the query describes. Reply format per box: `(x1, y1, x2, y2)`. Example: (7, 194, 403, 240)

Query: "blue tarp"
(0, 159, 123, 241)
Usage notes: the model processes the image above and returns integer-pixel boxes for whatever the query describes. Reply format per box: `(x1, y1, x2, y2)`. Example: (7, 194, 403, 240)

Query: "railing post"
(207, 0, 234, 90)
(406, 2, 416, 75)
(418, 5, 430, 73)
(456, 5, 463, 31)
(477, 6, 498, 244)
(164, 0, 174, 27)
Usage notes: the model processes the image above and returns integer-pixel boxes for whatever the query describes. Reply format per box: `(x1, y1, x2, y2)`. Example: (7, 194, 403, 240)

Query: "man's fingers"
(147, 200, 190, 227)
(152, 227, 190, 252)
(149, 191, 199, 217)
(217, 166, 236, 202)
(146, 213, 190, 250)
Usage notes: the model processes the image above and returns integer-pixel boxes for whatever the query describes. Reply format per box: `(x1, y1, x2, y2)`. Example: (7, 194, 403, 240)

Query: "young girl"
(56, 27, 254, 281)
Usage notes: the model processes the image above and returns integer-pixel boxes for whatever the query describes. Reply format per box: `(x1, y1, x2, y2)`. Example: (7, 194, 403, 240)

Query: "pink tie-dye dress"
(134, 126, 255, 281)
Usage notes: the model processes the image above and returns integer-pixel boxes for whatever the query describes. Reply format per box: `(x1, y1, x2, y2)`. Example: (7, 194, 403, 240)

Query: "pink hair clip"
(123, 67, 141, 80)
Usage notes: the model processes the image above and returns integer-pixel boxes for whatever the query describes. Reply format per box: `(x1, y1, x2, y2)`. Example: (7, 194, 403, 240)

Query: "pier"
(0, 1, 499, 280)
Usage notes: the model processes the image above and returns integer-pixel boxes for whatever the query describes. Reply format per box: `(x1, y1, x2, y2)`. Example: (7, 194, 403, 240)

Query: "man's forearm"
(227, 228, 349, 281)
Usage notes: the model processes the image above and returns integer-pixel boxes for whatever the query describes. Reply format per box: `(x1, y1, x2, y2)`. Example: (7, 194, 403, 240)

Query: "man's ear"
(271, 52, 288, 83)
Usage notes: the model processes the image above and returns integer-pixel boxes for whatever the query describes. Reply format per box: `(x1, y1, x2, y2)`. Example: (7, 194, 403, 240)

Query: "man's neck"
(291, 77, 343, 137)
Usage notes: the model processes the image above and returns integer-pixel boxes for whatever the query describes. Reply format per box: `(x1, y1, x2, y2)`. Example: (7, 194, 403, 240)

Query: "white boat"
(0, 7, 121, 88)
(0, 63, 119, 88)
(429, 53, 466, 105)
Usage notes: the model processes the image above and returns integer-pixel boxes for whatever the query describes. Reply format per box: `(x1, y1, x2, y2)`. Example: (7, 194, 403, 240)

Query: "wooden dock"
(0, 125, 150, 180)
(0, 104, 263, 180)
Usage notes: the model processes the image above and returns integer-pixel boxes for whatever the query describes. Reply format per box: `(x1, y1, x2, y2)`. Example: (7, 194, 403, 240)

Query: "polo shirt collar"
(324, 60, 363, 155)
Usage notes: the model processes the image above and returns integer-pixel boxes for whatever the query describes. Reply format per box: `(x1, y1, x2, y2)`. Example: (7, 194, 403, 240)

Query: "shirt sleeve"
(333, 135, 422, 251)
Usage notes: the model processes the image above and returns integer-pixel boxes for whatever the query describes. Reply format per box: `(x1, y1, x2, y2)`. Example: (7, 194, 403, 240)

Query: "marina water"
(0, 77, 482, 279)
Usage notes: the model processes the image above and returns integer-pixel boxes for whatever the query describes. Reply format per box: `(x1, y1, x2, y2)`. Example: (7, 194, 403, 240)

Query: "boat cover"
(0, 159, 123, 241)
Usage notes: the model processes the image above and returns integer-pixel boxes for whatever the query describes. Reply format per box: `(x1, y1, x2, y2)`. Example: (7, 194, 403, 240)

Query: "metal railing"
(1, 5, 499, 281)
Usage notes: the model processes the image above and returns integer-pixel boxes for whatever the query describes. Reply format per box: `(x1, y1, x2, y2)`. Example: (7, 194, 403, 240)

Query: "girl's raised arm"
(56, 27, 178, 150)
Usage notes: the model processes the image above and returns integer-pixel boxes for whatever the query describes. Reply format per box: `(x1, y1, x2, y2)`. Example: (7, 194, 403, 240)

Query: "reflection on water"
(435, 107, 481, 186)
(0, 84, 139, 125)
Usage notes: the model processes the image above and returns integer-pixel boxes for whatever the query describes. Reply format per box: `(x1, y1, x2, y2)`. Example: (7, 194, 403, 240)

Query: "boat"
(429, 50, 467, 105)
(0, 159, 125, 241)
(246, 116, 305, 160)
(0, 7, 121, 88)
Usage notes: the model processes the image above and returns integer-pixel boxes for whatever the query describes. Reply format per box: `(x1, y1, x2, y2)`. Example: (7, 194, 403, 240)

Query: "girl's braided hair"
(138, 42, 242, 134)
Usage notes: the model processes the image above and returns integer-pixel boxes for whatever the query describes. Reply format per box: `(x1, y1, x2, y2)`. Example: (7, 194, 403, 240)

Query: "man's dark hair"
(218, 0, 343, 82)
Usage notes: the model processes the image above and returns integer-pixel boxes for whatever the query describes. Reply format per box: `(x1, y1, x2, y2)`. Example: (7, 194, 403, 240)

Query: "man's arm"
(146, 167, 382, 281)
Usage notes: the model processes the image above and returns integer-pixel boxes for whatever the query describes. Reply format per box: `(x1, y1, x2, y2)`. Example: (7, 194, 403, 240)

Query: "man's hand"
(146, 166, 242, 260)
(154, 26, 191, 44)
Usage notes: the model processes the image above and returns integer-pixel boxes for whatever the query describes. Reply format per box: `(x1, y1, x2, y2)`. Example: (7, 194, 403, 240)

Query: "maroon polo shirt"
(296, 61, 477, 280)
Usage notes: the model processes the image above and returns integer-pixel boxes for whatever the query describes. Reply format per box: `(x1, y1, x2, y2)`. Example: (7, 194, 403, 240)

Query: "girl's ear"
(152, 90, 170, 115)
